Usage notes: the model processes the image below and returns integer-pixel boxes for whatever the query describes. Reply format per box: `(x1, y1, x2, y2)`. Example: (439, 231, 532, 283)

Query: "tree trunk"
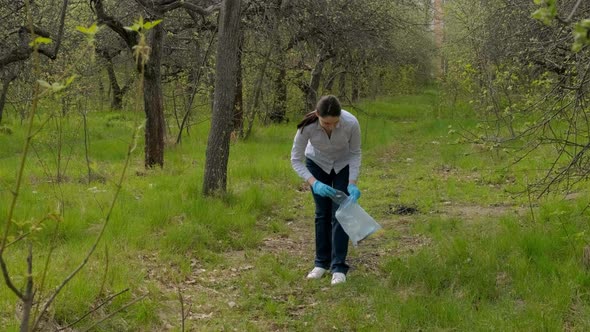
(232, 30, 244, 134)
(269, 22, 287, 124)
(351, 70, 360, 102)
(244, 44, 272, 138)
(143, 24, 166, 168)
(433, 0, 445, 78)
(104, 58, 124, 110)
(270, 64, 287, 123)
(0, 74, 17, 124)
(203, 0, 242, 196)
(305, 50, 331, 112)
(338, 70, 346, 101)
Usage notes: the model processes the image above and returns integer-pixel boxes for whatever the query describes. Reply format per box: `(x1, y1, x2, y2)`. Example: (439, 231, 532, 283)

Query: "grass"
(2, 89, 590, 330)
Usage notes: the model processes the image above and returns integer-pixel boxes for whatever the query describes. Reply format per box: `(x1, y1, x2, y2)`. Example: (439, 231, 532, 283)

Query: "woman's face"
(318, 115, 340, 130)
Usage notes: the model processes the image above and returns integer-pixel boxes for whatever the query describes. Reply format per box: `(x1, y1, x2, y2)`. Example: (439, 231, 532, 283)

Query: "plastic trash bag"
(330, 189, 382, 246)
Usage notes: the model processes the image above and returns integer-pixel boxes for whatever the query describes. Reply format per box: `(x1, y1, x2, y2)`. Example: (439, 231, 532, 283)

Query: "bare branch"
(0, 0, 69, 68)
(81, 294, 148, 332)
(0, 255, 23, 299)
(58, 288, 130, 331)
(20, 243, 34, 332)
(566, 0, 584, 23)
(158, 0, 221, 16)
(91, 0, 138, 49)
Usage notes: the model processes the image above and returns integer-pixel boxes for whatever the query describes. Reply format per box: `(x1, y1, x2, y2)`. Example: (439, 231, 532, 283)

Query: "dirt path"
(140, 189, 532, 331)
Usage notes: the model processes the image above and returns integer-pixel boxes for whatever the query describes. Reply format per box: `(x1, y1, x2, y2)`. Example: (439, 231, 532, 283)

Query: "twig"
(21, 243, 34, 332)
(58, 288, 130, 331)
(30, 220, 60, 328)
(178, 288, 185, 332)
(566, 0, 583, 23)
(81, 294, 148, 332)
(525, 175, 536, 223)
(0, 255, 23, 299)
(97, 245, 109, 297)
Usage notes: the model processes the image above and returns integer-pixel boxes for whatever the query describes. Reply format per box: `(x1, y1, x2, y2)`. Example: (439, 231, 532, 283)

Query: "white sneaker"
(306, 267, 327, 279)
(331, 272, 346, 285)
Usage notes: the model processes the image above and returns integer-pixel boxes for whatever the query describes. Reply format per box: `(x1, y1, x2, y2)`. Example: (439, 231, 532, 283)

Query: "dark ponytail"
(296, 111, 318, 130)
(296, 95, 342, 132)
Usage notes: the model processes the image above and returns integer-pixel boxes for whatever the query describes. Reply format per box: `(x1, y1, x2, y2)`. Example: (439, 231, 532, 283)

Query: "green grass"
(2, 90, 590, 330)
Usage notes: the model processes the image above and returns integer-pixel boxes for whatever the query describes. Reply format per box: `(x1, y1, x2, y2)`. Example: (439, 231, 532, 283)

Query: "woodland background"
(2, 0, 590, 330)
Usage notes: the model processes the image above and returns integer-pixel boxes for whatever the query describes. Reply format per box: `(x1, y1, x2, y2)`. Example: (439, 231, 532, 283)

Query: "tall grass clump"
(378, 196, 590, 330)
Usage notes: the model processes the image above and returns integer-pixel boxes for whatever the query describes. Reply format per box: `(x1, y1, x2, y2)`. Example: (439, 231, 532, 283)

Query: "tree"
(0, 0, 69, 122)
(443, 0, 590, 195)
(203, 0, 242, 195)
(90, 0, 220, 168)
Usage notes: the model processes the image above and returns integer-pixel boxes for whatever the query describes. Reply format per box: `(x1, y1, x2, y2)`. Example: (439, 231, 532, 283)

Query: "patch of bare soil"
(437, 203, 531, 220)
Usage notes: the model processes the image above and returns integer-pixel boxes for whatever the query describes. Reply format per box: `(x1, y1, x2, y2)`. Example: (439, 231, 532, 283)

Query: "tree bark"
(433, 0, 445, 78)
(203, 0, 242, 195)
(103, 57, 124, 110)
(337, 70, 346, 100)
(0, 73, 17, 124)
(305, 50, 332, 112)
(232, 29, 244, 133)
(143, 24, 166, 168)
(351, 67, 360, 102)
(270, 65, 287, 123)
(270, 34, 287, 124)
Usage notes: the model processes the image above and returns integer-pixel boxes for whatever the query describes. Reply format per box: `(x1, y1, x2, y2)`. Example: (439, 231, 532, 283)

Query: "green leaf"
(29, 36, 52, 47)
(143, 19, 163, 30)
(531, 8, 552, 26)
(65, 74, 78, 87)
(124, 23, 142, 32)
(76, 23, 100, 36)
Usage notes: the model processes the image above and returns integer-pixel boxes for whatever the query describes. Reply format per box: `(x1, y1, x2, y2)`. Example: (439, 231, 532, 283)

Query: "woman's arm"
(290, 128, 314, 182)
(348, 120, 362, 183)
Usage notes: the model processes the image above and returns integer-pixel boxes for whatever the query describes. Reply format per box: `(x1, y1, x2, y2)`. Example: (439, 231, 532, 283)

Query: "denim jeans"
(306, 158, 350, 274)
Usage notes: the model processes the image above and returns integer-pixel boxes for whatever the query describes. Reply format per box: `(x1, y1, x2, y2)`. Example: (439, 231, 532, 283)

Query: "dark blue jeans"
(306, 159, 350, 274)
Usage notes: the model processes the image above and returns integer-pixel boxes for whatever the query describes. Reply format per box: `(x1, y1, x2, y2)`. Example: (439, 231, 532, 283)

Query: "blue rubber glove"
(312, 180, 336, 197)
(347, 184, 361, 202)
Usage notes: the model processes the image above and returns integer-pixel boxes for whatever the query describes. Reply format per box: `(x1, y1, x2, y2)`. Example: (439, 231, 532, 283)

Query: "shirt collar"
(315, 117, 342, 130)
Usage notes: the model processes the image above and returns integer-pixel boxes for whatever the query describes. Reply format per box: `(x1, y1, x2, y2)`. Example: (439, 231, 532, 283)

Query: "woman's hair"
(296, 95, 342, 130)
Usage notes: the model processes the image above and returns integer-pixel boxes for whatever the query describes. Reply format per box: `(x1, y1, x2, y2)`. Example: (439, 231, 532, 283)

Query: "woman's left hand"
(347, 184, 361, 202)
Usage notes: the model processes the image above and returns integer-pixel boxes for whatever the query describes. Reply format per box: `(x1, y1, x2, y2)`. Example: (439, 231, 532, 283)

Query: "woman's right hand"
(312, 180, 336, 197)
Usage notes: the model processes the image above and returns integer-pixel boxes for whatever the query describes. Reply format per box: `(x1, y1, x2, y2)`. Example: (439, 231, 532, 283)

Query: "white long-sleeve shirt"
(290, 110, 362, 182)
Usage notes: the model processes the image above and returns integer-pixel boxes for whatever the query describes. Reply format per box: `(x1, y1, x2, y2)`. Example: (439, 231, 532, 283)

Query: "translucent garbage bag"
(330, 189, 382, 246)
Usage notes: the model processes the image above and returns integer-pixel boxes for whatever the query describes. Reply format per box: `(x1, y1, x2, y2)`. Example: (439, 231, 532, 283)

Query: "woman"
(290, 95, 362, 285)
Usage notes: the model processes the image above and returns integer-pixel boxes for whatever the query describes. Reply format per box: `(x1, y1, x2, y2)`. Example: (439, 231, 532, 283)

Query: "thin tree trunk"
(203, 0, 242, 195)
(338, 70, 346, 100)
(176, 30, 217, 144)
(270, 65, 287, 123)
(351, 70, 360, 102)
(270, 31, 287, 124)
(305, 51, 331, 112)
(0, 74, 17, 123)
(104, 58, 124, 110)
(244, 44, 273, 138)
(143, 24, 166, 168)
(232, 29, 244, 134)
(20, 244, 33, 332)
(433, 0, 445, 78)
